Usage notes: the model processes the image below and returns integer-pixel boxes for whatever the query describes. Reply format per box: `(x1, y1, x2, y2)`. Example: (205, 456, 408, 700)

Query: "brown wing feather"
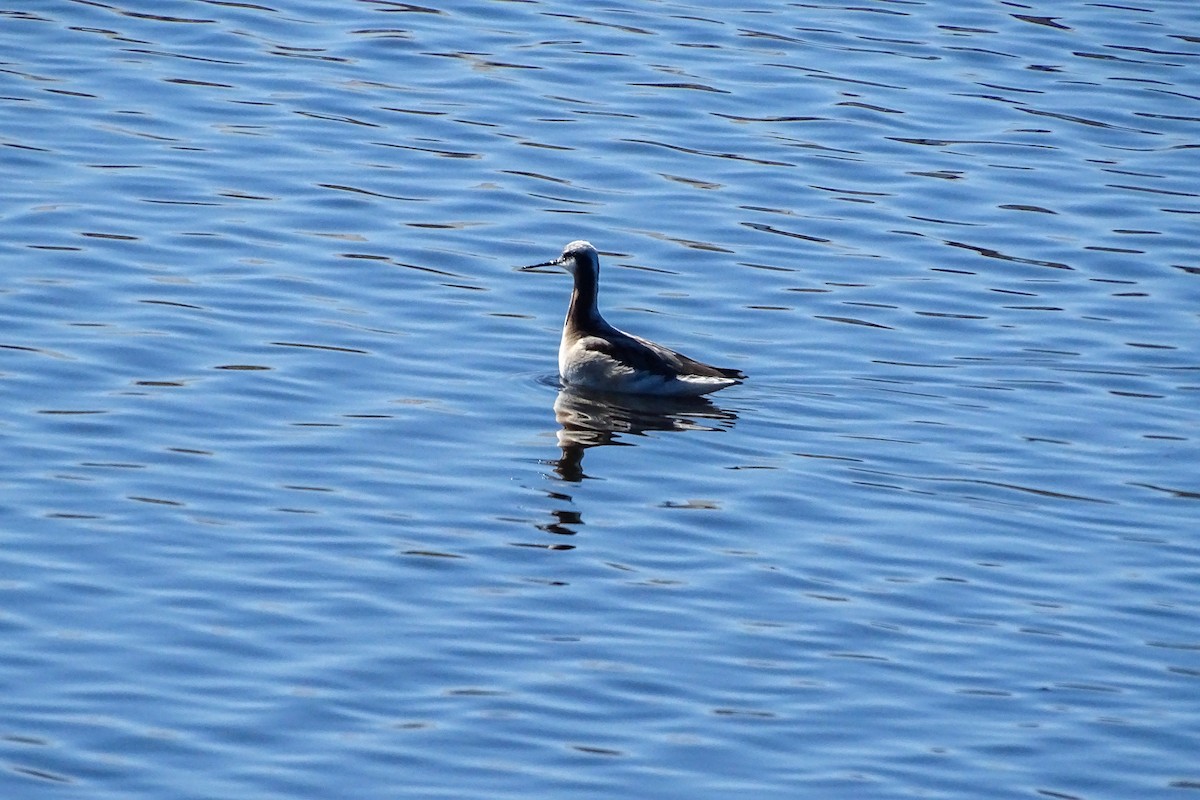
(586, 329, 744, 382)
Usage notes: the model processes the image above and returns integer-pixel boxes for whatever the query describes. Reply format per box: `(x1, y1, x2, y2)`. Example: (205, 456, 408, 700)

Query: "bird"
(522, 240, 745, 396)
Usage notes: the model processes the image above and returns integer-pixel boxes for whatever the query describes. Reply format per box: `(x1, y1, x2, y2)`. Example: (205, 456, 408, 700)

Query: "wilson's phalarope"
(522, 241, 745, 396)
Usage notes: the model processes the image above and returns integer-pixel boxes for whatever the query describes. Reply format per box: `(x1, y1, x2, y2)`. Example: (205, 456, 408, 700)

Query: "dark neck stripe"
(566, 258, 601, 331)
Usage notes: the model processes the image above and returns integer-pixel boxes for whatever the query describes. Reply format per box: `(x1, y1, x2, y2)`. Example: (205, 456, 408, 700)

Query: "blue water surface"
(2, 1, 1199, 798)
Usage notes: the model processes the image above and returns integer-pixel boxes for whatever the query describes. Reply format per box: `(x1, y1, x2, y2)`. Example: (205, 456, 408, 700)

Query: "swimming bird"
(522, 240, 745, 396)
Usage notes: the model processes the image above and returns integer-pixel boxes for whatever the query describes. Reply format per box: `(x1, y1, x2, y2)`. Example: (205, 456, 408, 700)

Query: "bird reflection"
(523, 388, 740, 549)
(549, 387, 739, 482)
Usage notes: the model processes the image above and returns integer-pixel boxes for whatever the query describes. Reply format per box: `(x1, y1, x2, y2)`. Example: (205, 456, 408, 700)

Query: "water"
(3, 1, 1199, 797)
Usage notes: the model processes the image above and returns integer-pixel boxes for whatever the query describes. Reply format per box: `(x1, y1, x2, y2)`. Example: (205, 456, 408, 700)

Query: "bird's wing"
(583, 329, 742, 381)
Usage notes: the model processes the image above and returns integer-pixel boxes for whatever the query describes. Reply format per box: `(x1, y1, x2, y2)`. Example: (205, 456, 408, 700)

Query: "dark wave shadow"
(550, 387, 739, 482)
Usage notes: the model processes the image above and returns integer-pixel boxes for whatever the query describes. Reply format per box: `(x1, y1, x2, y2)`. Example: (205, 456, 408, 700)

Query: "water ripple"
(2, 1, 1199, 798)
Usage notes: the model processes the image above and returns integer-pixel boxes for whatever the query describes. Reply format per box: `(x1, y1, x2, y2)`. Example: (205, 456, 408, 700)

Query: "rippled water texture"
(3, 1, 1199, 798)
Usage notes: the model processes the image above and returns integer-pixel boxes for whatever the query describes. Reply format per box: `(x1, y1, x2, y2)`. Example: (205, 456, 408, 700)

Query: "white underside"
(559, 337, 736, 397)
